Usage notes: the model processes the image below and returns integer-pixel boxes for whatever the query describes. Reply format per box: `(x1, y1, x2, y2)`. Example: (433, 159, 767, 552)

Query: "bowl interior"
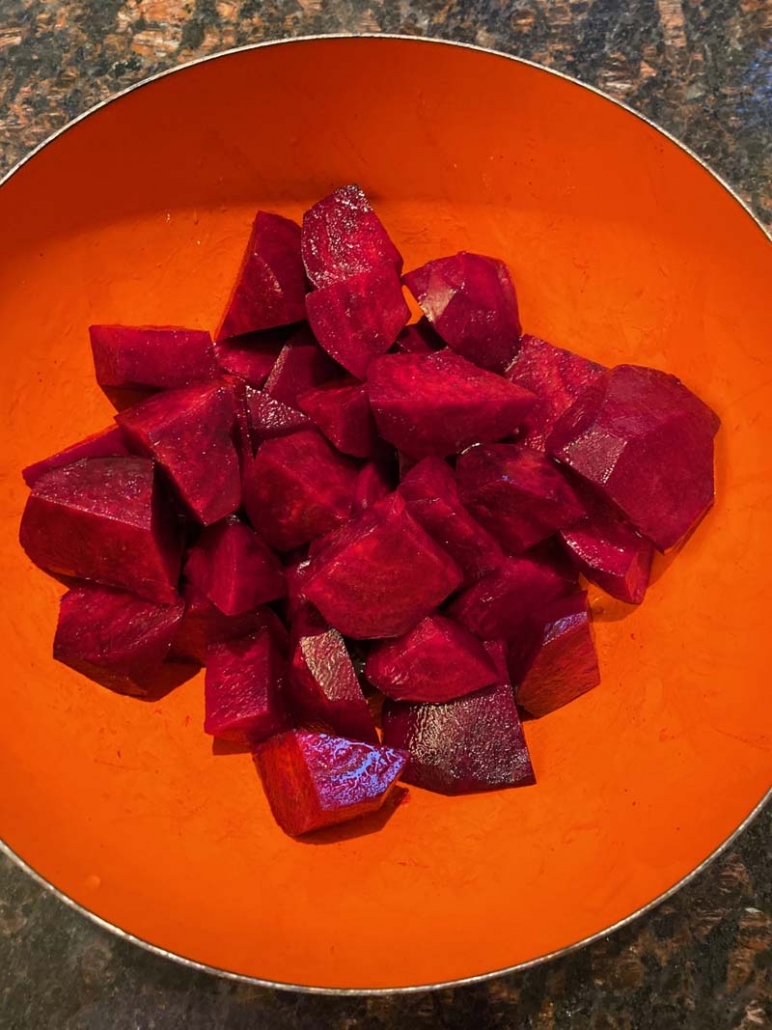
(0, 37, 770, 991)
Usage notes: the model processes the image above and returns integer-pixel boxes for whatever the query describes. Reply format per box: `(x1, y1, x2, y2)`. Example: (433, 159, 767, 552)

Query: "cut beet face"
(217, 212, 306, 340)
(214, 329, 286, 388)
(242, 429, 358, 551)
(89, 325, 218, 392)
(306, 265, 410, 380)
(368, 350, 535, 459)
(54, 583, 184, 696)
(352, 457, 396, 512)
(394, 318, 445, 354)
(457, 443, 585, 553)
(547, 364, 720, 551)
(116, 381, 241, 526)
(297, 379, 378, 458)
(263, 325, 341, 408)
(301, 184, 403, 289)
(20, 457, 182, 604)
(366, 614, 498, 703)
(204, 630, 288, 743)
(303, 493, 463, 639)
(242, 386, 312, 444)
(254, 730, 407, 836)
(403, 253, 521, 372)
(23, 427, 131, 487)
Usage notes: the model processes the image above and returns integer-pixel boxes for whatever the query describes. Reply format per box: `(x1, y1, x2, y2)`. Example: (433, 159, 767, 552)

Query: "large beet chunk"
(547, 364, 720, 551)
(254, 730, 407, 836)
(23, 427, 131, 487)
(368, 350, 535, 459)
(214, 330, 285, 388)
(116, 381, 241, 525)
(204, 630, 288, 743)
(403, 253, 521, 372)
(243, 386, 312, 443)
(303, 493, 463, 639)
(170, 582, 287, 665)
(297, 379, 378, 458)
(89, 325, 218, 391)
(20, 457, 182, 604)
(263, 326, 341, 408)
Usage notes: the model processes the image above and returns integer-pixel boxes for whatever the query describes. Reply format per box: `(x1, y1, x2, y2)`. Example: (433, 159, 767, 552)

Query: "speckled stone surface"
(0, 2, 770, 1028)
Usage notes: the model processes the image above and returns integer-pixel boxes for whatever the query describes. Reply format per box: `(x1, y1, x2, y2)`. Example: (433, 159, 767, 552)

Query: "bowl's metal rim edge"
(1, 32, 770, 998)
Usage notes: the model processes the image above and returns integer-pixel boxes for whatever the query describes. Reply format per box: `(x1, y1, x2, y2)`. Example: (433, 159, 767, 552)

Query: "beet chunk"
(204, 630, 288, 743)
(403, 253, 521, 372)
(298, 379, 378, 458)
(457, 444, 585, 553)
(20, 457, 182, 604)
(303, 493, 463, 639)
(254, 730, 407, 836)
(547, 364, 720, 551)
(54, 583, 184, 696)
(243, 386, 312, 443)
(116, 381, 241, 526)
(23, 427, 131, 487)
(306, 266, 410, 380)
(301, 184, 403, 289)
(394, 318, 444, 354)
(283, 552, 313, 623)
(263, 325, 341, 408)
(170, 582, 287, 665)
(242, 429, 357, 551)
(89, 325, 218, 391)
(368, 350, 535, 459)
(214, 330, 285, 388)
(217, 212, 306, 340)
(353, 457, 396, 512)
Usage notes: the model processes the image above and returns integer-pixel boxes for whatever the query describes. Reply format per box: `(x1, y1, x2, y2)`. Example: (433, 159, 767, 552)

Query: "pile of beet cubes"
(19, 186, 719, 837)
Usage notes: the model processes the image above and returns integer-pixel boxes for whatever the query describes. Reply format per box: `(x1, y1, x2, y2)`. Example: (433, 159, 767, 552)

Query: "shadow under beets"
(298, 785, 410, 845)
(100, 385, 153, 412)
(211, 737, 252, 756)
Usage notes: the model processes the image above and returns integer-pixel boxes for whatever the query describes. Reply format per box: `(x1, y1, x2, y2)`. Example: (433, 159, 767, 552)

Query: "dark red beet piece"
(23, 427, 131, 487)
(303, 493, 463, 639)
(243, 386, 312, 443)
(170, 582, 287, 665)
(204, 630, 288, 743)
(54, 583, 184, 696)
(394, 318, 444, 354)
(217, 212, 306, 340)
(297, 379, 378, 458)
(457, 443, 585, 553)
(352, 457, 396, 512)
(301, 184, 403, 289)
(283, 551, 312, 622)
(254, 730, 407, 836)
(306, 266, 410, 380)
(403, 253, 521, 372)
(19, 457, 182, 605)
(242, 429, 358, 551)
(547, 364, 720, 551)
(263, 325, 341, 408)
(89, 325, 218, 392)
(368, 350, 535, 458)
(116, 381, 241, 526)
(214, 329, 285, 388)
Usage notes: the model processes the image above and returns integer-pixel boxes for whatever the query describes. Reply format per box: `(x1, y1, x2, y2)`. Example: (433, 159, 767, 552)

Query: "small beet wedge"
(89, 325, 218, 392)
(204, 630, 288, 743)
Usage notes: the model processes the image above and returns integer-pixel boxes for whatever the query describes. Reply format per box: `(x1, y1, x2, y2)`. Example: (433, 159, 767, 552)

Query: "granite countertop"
(1, 2, 770, 1028)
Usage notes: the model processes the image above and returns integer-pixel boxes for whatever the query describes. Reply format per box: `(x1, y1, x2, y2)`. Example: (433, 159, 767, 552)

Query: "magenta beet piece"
(217, 212, 306, 340)
(283, 551, 312, 622)
(297, 379, 378, 458)
(457, 443, 585, 553)
(303, 493, 463, 639)
(170, 582, 287, 665)
(548, 364, 720, 551)
(214, 329, 285, 388)
(204, 630, 288, 743)
(20, 457, 182, 604)
(394, 318, 444, 354)
(89, 325, 218, 392)
(399, 457, 503, 583)
(403, 253, 521, 372)
(264, 325, 341, 408)
(116, 381, 241, 525)
(254, 730, 407, 836)
(306, 266, 410, 380)
(243, 386, 312, 443)
(353, 457, 396, 512)
(505, 334, 606, 450)
(301, 184, 403, 289)
(23, 427, 131, 487)
(368, 350, 535, 459)
(242, 429, 358, 551)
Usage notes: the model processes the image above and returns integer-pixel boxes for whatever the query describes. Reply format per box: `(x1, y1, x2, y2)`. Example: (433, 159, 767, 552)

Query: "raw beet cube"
(306, 266, 410, 380)
(23, 427, 131, 487)
(89, 325, 218, 391)
(368, 350, 535, 458)
(298, 379, 378, 458)
(214, 330, 285, 388)
(505, 334, 606, 450)
(184, 515, 286, 616)
(353, 457, 396, 512)
(394, 318, 444, 354)
(254, 730, 407, 836)
(301, 184, 403, 289)
(54, 583, 184, 696)
(399, 457, 503, 583)
(170, 582, 287, 665)
(242, 429, 358, 551)
(20, 457, 182, 605)
(263, 326, 341, 408)
(303, 493, 463, 639)
(204, 630, 288, 743)
(547, 364, 720, 551)
(217, 212, 306, 340)
(403, 253, 521, 372)
(243, 386, 312, 443)
(457, 443, 585, 553)
(366, 614, 498, 703)
(116, 381, 241, 525)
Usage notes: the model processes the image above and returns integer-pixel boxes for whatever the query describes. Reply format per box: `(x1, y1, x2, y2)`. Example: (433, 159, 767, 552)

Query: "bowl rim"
(1, 32, 770, 997)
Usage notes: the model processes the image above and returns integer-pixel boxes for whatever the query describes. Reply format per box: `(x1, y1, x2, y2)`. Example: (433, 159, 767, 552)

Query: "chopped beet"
(301, 184, 403, 289)
(242, 429, 358, 551)
(254, 730, 407, 836)
(116, 381, 241, 525)
(54, 583, 184, 696)
(403, 253, 521, 372)
(353, 457, 396, 512)
(242, 386, 312, 444)
(283, 551, 312, 622)
(306, 266, 410, 380)
(456, 443, 585, 553)
(216, 212, 306, 340)
(368, 350, 535, 458)
(19, 457, 182, 604)
(23, 427, 131, 487)
(204, 630, 288, 743)
(394, 318, 444, 354)
(214, 329, 285, 388)
(228, 379, 254, 466)
(297, 379, 378, 458)
(263, 325, 341, 408)
(548, 364, 720, 551)
(89, 325, 218, 392)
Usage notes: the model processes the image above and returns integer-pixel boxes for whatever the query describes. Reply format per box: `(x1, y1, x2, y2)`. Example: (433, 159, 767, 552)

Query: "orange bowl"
(1, 36, 770, 993)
